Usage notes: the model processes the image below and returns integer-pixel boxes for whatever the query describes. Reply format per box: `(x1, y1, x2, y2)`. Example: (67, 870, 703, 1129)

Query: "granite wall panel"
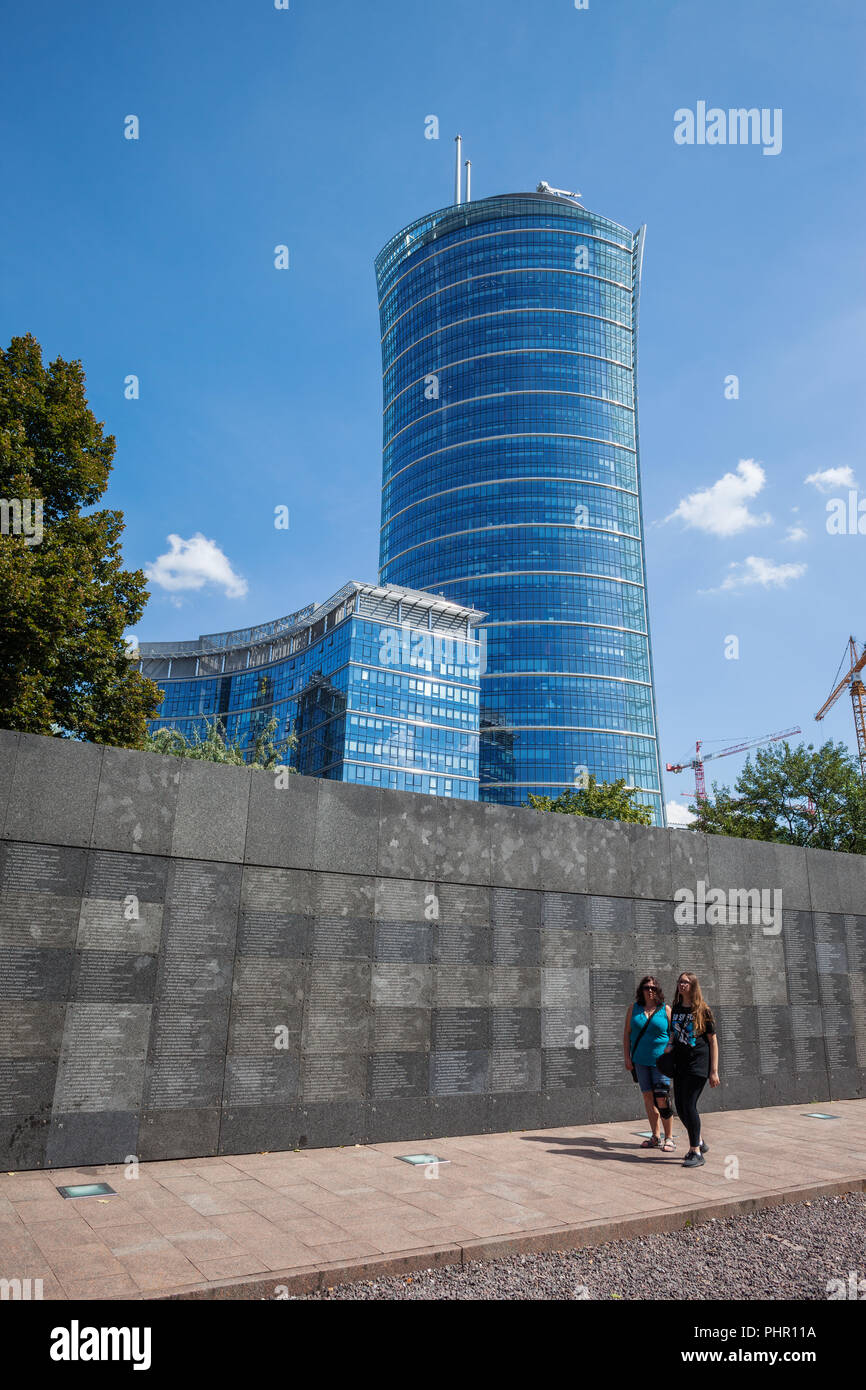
(1, 731, 864, 1168)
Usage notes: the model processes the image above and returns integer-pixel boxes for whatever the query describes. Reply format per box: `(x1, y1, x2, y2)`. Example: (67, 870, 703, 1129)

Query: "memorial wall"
(0, 730, 864, 1170)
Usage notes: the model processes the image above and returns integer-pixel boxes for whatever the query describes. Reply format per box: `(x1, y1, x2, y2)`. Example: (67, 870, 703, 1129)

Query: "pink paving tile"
(0, 1244, 52, 1279)
(288, 1191, 401, 1221)
(254, 1173, 332, 1195)
(27, 1216, 110, 1253)
(211, 1210, 293, 1246)
(123, 1188, 200, 1212)
(130, 1161, 191, 1178)
(243, 1238, 323, 1272)
(166, 1226, 238, 1250)
(397, 1205, 488, 1234)
(180, 1254, 270, 1282)
(159, 1174, 217, 1195)
(239, 1192, 323, 1223)
(180, 1190, 250, 1217)
(300, 1237, 386, 1264)
(13, 1198, 85, 1226)
(92, 1223, 172, 1257)
(164, 1231, 251, 1268)
(144, 1206, 224, 1236)
(214, 1154, 304, 1177)
(0, 1269, 64, 1298)
(378, 1184, 453, 1217)
(207, 1177, 288, 1203)
(1, 1177, 58, 1202)
(116, 1246, 205, 1292)
(278, 1215, 360, 1247)
(43, 1243, 128, 1282)
(60, 1273, 142, 1300)
(178, 1160, 247, 1180)
(329, 1218, 446, 1254)
(45, 1169, 107, 1184)
(252, 1170, 323, 1193)
(76, 1200, 154, 1230)
(297, 1173, 395, 1197)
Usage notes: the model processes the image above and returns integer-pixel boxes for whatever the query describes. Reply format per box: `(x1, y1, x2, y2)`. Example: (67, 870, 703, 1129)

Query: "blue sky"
(3, 0, 865, 815)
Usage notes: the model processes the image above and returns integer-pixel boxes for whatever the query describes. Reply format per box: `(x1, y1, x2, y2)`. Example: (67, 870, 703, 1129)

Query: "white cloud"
(666, 459, 771, 537)
(703, 555, 807, 593)
(785, 525, 808, 542)
(804, 466, 856, 493)
(666, 801, 697, 828)
(145, 533, 248, 599)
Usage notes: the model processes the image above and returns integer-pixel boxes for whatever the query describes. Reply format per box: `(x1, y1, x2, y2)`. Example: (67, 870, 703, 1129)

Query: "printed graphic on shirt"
(671, 1008, 697, 1048)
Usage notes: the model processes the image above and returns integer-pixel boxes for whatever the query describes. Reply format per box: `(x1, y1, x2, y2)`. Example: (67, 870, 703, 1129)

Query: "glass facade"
(376, 191, 664, 823)
(137, 582, 483, 798)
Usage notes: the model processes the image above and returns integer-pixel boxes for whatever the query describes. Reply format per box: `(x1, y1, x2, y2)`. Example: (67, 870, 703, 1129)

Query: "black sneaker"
(699, 1141, 709, 1154)
(683, 1151, 705, 1168)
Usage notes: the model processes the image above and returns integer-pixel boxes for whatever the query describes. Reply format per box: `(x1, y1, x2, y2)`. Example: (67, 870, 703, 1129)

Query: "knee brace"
(654, 1087, 673, 1118)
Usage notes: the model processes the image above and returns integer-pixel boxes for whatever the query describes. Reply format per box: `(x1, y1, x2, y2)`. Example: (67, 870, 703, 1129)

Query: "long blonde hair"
(674, 972, 713, 1035)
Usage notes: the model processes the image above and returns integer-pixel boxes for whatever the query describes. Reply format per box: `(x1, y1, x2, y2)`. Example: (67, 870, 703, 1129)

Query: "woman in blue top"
(623, 975, 675, 1152)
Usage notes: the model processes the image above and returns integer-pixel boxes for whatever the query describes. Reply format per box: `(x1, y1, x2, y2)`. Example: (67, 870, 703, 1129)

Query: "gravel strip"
(296, 1192, 866, 1300)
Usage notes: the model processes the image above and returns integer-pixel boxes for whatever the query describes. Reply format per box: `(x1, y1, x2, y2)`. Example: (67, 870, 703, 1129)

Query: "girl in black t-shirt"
(667, 972, 720, 1168)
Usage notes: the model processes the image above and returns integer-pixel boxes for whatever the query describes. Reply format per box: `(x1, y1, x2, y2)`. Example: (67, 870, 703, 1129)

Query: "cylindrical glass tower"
(375, 190, 664, 823)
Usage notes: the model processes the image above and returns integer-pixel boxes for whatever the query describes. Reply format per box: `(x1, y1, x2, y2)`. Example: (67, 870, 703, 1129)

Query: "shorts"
(634, 1062, 672, 1093)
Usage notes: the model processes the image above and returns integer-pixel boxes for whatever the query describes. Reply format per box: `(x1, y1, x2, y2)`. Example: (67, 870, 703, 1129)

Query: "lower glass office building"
(375, 189, 664, 822)
(135, 581, 484, 798)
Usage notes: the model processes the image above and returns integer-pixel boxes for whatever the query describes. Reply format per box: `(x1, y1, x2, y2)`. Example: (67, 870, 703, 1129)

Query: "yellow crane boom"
(815, 636, 866, 778)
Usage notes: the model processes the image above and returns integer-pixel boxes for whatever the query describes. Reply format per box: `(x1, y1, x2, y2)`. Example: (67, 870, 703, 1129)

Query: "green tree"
(145, 717, 297, 770)
(689, 739, 866, 853)
(527, 775, 654, 825)
(0, 333, 161, 744)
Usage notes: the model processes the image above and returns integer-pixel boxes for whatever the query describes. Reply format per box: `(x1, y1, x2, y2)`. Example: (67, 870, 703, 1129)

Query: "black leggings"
(673, 1073, 707, 1148)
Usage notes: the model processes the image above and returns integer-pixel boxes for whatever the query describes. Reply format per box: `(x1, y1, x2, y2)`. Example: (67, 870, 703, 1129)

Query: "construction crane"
(666, 727, 802, 802)
(815, 636, 866, 779)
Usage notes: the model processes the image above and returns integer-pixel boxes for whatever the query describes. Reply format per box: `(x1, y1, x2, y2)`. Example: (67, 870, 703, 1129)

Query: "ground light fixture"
(56, 1183, 117, 1199)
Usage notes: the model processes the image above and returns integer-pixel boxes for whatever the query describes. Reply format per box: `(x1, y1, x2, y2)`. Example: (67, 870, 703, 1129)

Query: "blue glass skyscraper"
(376, 186, 664, 823)
(136, 581, 483, 798)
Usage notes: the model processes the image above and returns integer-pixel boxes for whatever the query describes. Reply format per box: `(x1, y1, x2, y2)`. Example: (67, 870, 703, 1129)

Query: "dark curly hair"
(635, 975, 665, 1005)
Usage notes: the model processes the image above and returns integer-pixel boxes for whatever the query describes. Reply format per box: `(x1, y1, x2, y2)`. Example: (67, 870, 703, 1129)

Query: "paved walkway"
(2, 1100, 865, 1299)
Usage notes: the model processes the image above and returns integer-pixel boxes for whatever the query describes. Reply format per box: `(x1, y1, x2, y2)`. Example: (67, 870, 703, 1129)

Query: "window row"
(378, 221, 635, 302)
(383, 357, 635, 437)
(383, 314, 635, 392)
(384, 398, 637, 477)
(381, 482, 642, 561)
(383, 529, 647, 590)
(478, 730, 661, 786)
(376, 201, 635, 291)
(383, 277, 634, 359)
(379, 241, 634, 331)
(480, 625, 652, 681)
(415, 574, 648, 631)
(381, 439, 639, 520)
(343, 762, 476, 798)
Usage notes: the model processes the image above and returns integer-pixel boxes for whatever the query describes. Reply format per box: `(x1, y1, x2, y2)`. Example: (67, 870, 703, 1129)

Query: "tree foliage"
(527, 775, 654, 825)
(0, 333, 162, 744)
(688, 740, 866, 853)
(145, 717, 297, 770)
